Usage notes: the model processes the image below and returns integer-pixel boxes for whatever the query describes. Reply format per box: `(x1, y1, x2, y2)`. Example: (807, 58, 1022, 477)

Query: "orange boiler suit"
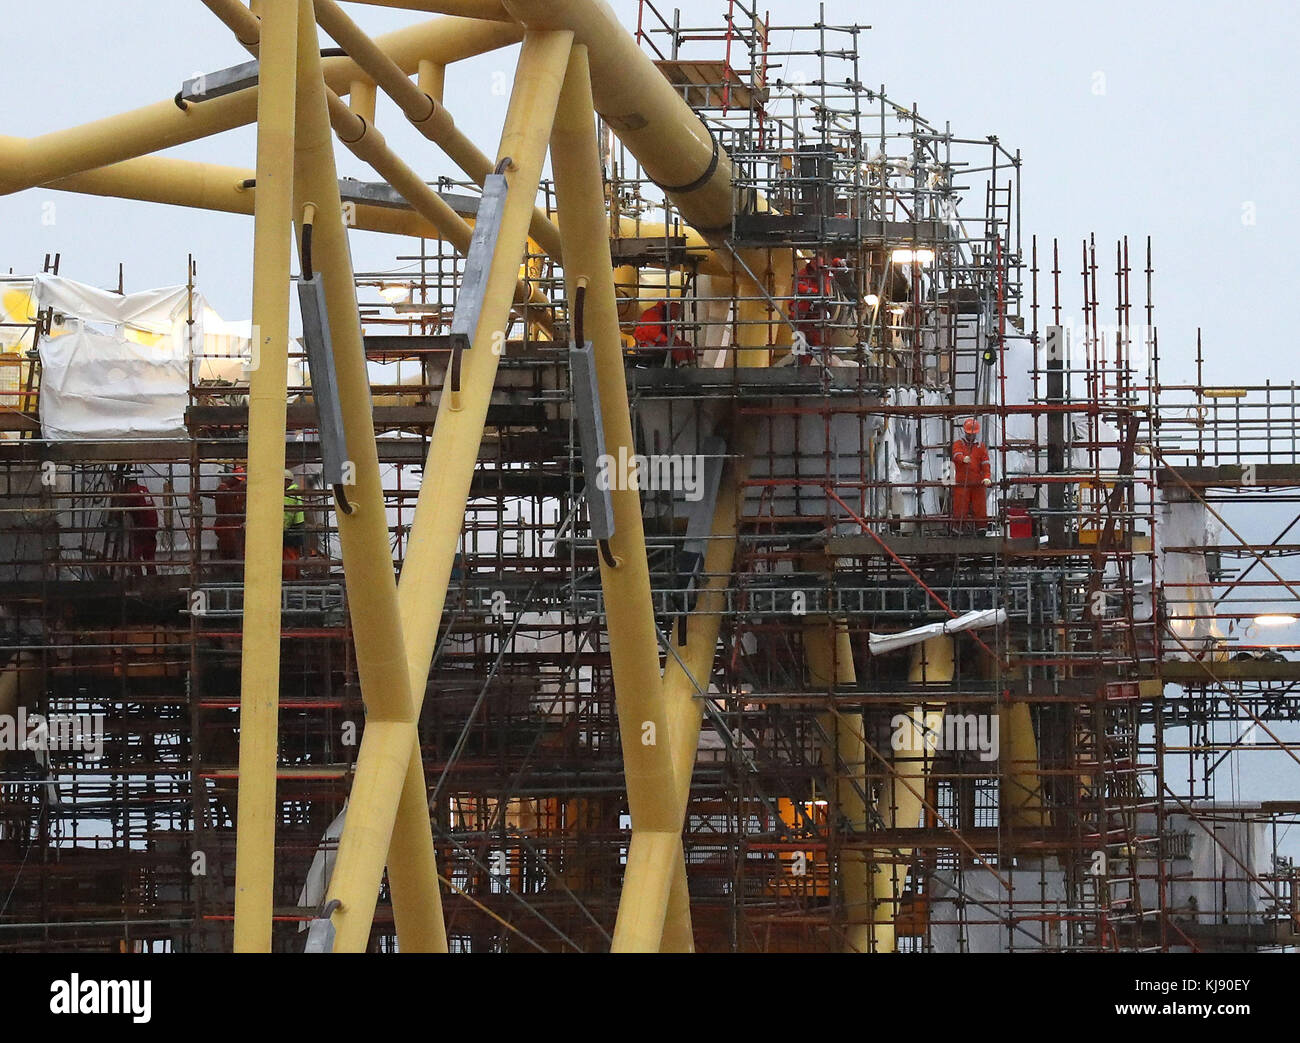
(951, 437, 991, 524)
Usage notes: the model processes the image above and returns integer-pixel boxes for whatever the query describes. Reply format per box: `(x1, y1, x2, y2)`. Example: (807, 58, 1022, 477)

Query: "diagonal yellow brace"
(315, 28, 573, 952)
(545, 44, 685, 950)
(0, 11, 521, 195)
(279, 0, 431, 953)
(315, 0, 563, 260)
(653, 436, 752, 951)
(232, 0, 298, 954)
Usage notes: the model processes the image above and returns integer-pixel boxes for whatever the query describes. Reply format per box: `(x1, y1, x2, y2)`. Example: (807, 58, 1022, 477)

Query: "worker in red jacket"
(632, 299, 692, 366)
(789, 257, 831, 348)
(209, 464, 247, 565)
(951, 417, 992, 530)
(121, 472, 159, 574)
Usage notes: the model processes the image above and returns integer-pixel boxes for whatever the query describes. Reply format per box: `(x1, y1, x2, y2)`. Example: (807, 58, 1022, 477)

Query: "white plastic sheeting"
(929, 864, 1068, 952)
(34, 275, 200, 441)
(1156, 494, 1222, 657)
(868, 607, 1007, 656)
(876, 386, 949, 528)
(1135, 808, 1268, 928)
(29, 274, 269, 441)
(39, 326, 192, 441)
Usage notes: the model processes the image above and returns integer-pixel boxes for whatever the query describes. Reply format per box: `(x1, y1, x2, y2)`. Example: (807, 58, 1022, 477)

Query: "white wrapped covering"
(34, 275, 200, 441)
(869, 607, 1007, 655)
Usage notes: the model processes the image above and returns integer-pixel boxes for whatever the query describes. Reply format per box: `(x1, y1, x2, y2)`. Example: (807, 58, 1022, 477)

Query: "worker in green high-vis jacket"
(283, 470, 306, 554)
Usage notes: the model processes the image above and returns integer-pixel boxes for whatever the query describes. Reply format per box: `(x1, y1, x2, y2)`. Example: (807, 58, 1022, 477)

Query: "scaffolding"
(0, 1, 1296, 953)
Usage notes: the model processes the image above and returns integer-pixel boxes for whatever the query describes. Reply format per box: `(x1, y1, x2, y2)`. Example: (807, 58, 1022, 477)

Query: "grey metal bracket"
(297, 274, 352, 510)
(569, 341, 615, 542)
(676, 435, 727, 642)
(180, 61, 260, 104)
(449, 173, 510, 352)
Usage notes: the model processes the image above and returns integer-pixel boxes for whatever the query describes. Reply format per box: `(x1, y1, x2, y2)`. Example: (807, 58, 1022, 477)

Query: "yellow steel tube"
(658, 857, 694, 953)
(327, 720, 420, 951)
(651, 438, 750, 951)
(281, 0, 443, 951)
(662, 432, 751, 791)
(735, 295, 771, 368)
(343, 0, 512, 18)
(315, 0, 564, 260)
(375, 28, 573, 951)
(0, 14, 521, 195)
(385, 746, 449, 951)
(872, 634, 955, 952)
(396, 28, 571, 723)
(805, 619, 875, 953)
(503, 0, 732, 231)
(232, 0, 298, 954)
(418, 60, 446, 101)
(293, 19, 414, 728)
(42, 155, 456, 239)
(349, 78, 378, 123)
(199, 0, 550, 321)
(501, 0, 797, 333)
(551, 46, 673, 832)
(612, 831, 680, 952)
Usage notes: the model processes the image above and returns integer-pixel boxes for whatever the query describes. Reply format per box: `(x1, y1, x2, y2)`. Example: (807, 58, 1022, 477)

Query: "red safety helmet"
(962, 418, 980, 438)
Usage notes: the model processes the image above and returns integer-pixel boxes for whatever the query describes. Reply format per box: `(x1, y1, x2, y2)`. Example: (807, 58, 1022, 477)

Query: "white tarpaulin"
(869, 607, 1007, 656)
(1155, 493, 1222, 657)
(34, 274, 200, 441)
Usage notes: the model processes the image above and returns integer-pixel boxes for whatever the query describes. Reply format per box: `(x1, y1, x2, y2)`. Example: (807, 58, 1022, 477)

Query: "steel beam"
(232, 0, 299, 954)
(281, 0, 444, 953)
(316, 0, 563, 260)
(0, 12, 521, 194)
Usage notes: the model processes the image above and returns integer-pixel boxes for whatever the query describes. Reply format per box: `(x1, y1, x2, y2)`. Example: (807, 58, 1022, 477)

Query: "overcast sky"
(1, 0, 1296, 388)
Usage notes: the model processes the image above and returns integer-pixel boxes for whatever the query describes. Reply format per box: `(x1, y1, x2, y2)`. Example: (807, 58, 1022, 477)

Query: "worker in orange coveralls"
(789, 256, 833, 349)
(951, 417, 992, 531)
(210, 464, 247, 565)
(632, 299, 692, 366)
(121, 471, 159, 575)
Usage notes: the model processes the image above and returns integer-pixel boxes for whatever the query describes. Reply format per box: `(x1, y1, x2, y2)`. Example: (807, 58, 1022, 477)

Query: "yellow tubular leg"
(805, 618, 876, 953)
(281, 0, 431, 952)
(614, 831, 681, 951)
(385, 748, 448, 951)
(546, 44, 683, 950)
(735, 294, 771, 369)
(232, 0, 298, 954)
(355, 28, 572, 950)
(873, 635, 955, 952)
